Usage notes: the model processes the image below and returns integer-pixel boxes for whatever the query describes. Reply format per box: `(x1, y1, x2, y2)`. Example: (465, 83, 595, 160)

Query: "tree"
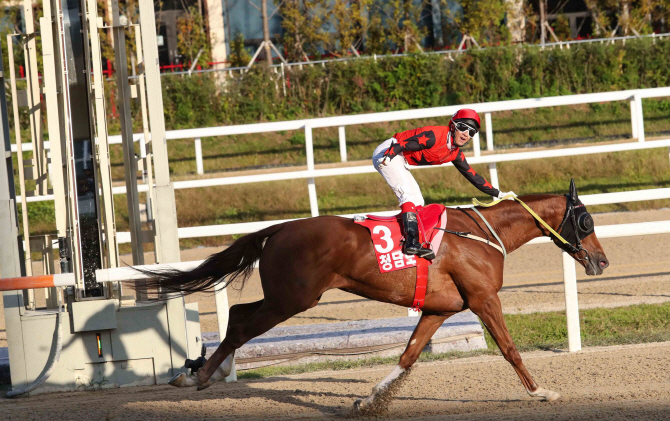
(280, 0, 330, 61)
(229, 32, 251, 67)
(505, 0, 525, 43)
(382, 0, 429, 53)
(445, 0, 509, 47)
(331, 0, 370, 56)
(585, 0, 670, 36)
(176, 6, 211, 67)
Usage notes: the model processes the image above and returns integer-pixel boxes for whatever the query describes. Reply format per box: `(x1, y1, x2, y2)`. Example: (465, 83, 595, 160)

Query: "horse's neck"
(483, 196, 566, 254)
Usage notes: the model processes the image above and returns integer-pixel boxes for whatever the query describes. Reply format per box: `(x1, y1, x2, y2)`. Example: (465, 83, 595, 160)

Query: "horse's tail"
(136, 223, 284, 296)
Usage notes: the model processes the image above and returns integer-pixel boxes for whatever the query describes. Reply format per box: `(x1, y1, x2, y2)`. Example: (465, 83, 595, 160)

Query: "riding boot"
(402, 212, 436, 260)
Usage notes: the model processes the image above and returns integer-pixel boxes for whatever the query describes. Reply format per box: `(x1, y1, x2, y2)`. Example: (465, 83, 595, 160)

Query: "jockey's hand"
(377, 155, 391, 167)
(497, 191, 517, 200)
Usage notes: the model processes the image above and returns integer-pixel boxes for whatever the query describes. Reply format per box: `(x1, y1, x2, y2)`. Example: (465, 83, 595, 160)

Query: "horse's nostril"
(599, 260, 609, 269)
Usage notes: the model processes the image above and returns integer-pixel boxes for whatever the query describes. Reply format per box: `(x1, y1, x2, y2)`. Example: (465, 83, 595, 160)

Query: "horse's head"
(554, 179, 609, 276)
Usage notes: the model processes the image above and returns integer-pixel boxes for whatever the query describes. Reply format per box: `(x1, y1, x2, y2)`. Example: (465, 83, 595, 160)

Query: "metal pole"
(304, 126, 319, 217)
(138, 0, 181, 265)
(22, 0, 47, 195)
(0, 46, 25, 278)
(139, 0, 191, 374)
(562, 251, 582, 352)
(338, 126, 347, 162)
(134, 23, 156, 268)
(261, 0, 272, 66)
(87, 0, 119, 269)
(113, 0, 144, 266)
(195, 138, 204, 175)
(539, 0, 546, 45)
(7, 36, 32, 277)
(0, 42, 29, 389)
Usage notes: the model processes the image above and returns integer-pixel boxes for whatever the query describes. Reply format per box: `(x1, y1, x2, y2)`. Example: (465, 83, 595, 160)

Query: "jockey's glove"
(497, 191, 517, 200)
(377, 155, 391, 167)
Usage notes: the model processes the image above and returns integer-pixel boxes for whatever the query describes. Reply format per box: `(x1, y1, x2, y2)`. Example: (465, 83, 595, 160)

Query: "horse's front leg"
(469, 293, 560, 402)
(353, 312, 453, 414)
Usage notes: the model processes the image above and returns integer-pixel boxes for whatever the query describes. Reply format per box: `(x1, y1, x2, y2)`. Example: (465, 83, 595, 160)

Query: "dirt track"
(2, 341, 670, 420)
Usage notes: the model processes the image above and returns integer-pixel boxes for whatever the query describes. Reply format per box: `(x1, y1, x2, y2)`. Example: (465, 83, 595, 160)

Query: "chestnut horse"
(143, 182, 609, 413)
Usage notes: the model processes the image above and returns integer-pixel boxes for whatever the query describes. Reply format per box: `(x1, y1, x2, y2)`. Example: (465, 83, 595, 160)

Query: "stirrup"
(415, 247, 435, 260)
(403, 243, 436, 260)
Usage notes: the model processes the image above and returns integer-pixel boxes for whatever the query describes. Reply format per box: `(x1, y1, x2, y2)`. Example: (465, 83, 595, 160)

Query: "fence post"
(472, 132, 481, 157)
(629, 98, 638, 140)
(194, 138, 204, 175)
(562, 251, 582, 352)
(338, 126, 347, 162)
(634, 94, 645, 142)
(488, 163, 499, 189)
(485, 112, 494, 151)
(304, 125, 319, 217)
(215, 284, 237, 381)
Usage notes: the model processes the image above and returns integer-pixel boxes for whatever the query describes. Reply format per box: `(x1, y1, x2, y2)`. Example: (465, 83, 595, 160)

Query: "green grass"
(238, 302, 670, 379)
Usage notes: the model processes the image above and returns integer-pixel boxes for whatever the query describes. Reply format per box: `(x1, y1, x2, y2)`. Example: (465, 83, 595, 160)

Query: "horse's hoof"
(196, 381, 212, 391)
(169, 373, 197, 388)
(529, 387, 561, 402)
(352, 398, 364, 413)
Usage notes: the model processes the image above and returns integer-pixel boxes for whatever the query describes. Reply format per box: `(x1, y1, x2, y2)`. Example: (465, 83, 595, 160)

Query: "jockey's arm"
(452, 152, 500, 197)
(383, 130, 436, 160)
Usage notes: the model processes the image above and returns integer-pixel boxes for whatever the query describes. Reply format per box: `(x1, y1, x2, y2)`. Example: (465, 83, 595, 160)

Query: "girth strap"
(412, 257, 429, 310)
(436, 228, 505, 256)
(471, 207, 507, 260)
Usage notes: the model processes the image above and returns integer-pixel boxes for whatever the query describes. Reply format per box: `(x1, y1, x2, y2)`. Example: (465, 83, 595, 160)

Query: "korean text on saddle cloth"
(355, 205, 447, 273)
(368, 222, 418, 273)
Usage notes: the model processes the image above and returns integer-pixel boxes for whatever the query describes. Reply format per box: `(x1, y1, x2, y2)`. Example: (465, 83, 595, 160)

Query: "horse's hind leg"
(227, 299, 264, 325)
(353, 313, 453, 414)
(173, 296, 312, 389)
(168, 299, 288, 389)
(469, 293, 561, 402)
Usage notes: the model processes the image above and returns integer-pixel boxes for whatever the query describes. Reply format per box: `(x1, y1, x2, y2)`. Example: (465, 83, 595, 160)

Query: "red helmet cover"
(450, 108, 481, 130)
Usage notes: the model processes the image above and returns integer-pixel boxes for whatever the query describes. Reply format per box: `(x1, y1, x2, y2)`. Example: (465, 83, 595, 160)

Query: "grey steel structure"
(0, 0, 201, 394)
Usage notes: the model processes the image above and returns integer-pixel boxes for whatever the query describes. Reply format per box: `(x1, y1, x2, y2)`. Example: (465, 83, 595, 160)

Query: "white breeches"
(372, 138, 425, 207)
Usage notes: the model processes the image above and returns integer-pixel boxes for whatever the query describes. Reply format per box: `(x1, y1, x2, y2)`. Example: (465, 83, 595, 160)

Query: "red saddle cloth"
(354, 204, 447, 310)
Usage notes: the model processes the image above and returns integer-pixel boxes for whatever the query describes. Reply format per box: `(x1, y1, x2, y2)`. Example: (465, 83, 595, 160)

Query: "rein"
(473, 194, 590, 262)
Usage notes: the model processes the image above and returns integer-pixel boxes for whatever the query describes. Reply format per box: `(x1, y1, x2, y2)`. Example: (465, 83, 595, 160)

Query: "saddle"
(354, 204, 447, 310)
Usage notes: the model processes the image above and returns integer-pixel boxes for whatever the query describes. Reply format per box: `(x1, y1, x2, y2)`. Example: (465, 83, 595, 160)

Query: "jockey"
(372, 108, 516, 260)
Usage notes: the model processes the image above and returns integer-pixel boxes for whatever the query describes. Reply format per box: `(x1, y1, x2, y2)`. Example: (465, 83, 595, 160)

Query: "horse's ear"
(569, 178, 578, 200)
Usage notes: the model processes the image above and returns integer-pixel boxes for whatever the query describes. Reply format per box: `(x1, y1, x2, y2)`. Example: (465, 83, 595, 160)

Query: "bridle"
(551, 194, 594, 262)
(473, 187, 596, 264)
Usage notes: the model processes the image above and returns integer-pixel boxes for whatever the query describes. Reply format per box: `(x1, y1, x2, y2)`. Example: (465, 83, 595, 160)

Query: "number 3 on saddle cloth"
(354, 204, 447, 310)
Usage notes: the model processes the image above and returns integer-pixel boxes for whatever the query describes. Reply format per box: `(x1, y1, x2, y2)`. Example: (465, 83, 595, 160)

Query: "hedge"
(155, 38, 670, 130)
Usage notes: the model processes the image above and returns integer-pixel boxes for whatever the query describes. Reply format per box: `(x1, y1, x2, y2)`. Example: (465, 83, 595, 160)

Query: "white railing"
(11, 86, 670, 164)
(14, 86, 670, 208)
(111, 188, 670, 243)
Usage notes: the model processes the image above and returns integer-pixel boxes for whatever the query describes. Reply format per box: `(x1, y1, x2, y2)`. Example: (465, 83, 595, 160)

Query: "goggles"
(454, 122, 478, 137)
